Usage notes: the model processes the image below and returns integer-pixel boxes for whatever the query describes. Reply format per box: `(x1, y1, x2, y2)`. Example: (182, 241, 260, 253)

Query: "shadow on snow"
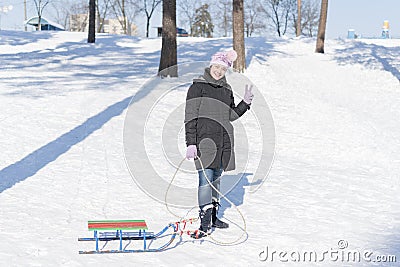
(219, 172, 261, 218)
(0, 87, 153, 193)
(0, 32, 277, 193)
(333, 40, 400, 82)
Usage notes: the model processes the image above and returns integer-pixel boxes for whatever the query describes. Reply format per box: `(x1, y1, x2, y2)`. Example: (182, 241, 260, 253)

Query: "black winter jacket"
(184, 68, 249, 171)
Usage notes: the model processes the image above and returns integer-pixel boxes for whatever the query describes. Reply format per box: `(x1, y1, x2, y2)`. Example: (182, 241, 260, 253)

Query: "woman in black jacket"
(184, 50, 254, 238)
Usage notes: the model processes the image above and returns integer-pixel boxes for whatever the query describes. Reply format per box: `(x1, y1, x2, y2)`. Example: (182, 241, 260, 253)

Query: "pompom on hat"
(210, 50, 237, 68)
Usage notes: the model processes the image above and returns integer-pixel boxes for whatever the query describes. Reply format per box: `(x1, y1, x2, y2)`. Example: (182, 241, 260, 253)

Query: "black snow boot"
(212, 201, 229, 229)
(191, 206, 212, 239)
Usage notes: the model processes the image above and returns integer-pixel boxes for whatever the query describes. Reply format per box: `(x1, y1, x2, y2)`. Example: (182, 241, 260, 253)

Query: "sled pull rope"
(165, 157, 247, 246)
(164, 157, 198, 222)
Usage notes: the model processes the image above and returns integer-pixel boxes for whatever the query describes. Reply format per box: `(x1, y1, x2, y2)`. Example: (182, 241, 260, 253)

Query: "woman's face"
(210, 64, 227, 80)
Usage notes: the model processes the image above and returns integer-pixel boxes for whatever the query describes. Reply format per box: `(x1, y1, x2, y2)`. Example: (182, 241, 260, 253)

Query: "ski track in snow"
(0, 31, 399, 266)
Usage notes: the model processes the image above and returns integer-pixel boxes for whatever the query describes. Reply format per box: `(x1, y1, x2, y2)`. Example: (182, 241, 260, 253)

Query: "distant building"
(69, 14, 137, 35)
(24, 16, 65, 31)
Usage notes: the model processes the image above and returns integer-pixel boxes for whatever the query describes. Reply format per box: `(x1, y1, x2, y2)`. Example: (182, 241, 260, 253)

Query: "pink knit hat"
(210, 50, 237, 68)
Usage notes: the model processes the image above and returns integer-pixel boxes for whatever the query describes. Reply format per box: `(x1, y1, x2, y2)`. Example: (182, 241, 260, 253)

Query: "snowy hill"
(0, 31, 399, 266)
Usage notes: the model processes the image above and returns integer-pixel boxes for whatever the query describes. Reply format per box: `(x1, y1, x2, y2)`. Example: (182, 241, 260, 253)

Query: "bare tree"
(158, 0, 177, 77)
(211, 0, 232, 37)
(50, 0, 73, 30)
(302, 0, 319, 37)
(111, 0, 139, 35)
(244, 0, 264, 37)
(88, 0, 96, 43)
(111, 0, 128, 34)
(97, 0, 112, 33)
(315, 0, 328, 53)
(53, 0, 113, 33)
(69, 1, 89, 32)
(177, 0, 198, 36)
(292, 0, 319, 37)
(233, 0, 245, 72)
(33, 0, 50, 31)
(260, 0, 296, 37)
(141, 0, 162, 38)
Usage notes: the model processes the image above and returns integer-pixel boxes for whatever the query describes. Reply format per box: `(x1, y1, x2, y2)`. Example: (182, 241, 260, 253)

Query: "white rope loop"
(164, 156, 247, 245)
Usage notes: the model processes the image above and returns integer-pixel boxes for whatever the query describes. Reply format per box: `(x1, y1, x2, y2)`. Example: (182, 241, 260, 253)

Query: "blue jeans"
(198, 167, 223, 209)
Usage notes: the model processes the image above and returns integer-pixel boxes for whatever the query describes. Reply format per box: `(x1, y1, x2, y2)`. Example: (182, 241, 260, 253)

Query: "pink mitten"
(244, 84, 254, 105)
(186, 145, 198, 159)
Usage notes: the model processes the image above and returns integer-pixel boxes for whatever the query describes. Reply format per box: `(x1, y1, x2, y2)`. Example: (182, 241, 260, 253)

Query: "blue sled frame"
(78, 223, 177, 254)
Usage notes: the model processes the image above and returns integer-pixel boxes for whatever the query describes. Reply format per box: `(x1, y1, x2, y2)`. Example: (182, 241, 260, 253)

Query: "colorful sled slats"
(88, 220, 148, 230)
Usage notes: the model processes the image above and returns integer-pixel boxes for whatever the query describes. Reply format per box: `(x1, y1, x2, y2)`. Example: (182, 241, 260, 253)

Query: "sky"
(0, 0, 399, 39)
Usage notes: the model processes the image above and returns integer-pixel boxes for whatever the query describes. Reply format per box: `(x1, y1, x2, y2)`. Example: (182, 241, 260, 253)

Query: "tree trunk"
(158, 0, 178, 77)
(223, 4, 228, 37)
(296, 0, 301, 36)
(88, 0, 96, 43)
(315, 0, 328, 53)
(96, 0, 110, 33)
(24, 0, 28, 31)
(233, 0, 245, 72)
(146, 16, 150, 38)
(272, 6, 281, 37)
(122, 0, 127, 34)
(38, 15, 42, 31)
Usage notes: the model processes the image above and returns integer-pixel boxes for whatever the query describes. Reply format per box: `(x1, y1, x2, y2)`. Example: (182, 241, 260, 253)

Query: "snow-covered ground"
(0, 31, 399, 266)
